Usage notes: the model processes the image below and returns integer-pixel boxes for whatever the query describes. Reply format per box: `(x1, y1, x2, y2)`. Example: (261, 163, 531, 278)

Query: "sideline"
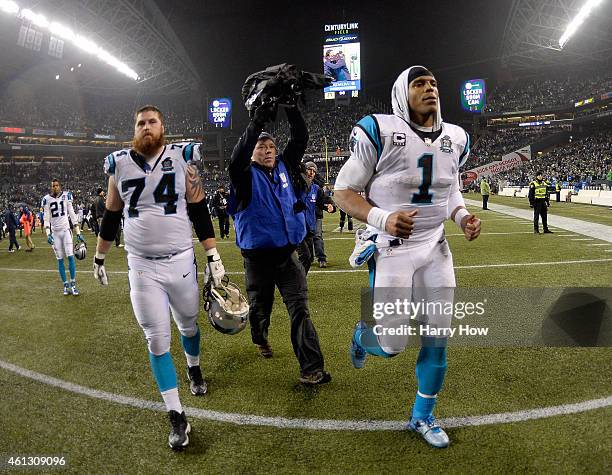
(463, 199, 612, 243)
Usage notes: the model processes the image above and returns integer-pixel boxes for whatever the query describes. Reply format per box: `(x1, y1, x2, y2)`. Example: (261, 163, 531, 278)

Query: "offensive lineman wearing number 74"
(334, 66, 481, 449)
(92, 105, 226, 450)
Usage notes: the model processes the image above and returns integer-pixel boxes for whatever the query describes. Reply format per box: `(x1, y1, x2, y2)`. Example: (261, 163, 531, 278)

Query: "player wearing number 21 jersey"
(93, 105, 226, 450)
(42, 179, 85, 296)
(334, 66, 481, 449)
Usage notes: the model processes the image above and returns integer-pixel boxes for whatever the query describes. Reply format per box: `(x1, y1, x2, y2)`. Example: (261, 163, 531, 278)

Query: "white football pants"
(51, 228, 73, 259)
(371, 235, 455, 354)
(127, 248, 200, 355)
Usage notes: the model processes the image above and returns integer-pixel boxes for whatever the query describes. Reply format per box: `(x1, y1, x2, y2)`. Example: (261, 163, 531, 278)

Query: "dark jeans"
(217, 210, 230, 237)
(8, 229, 19, 250)
(244, 251, 325, 375)
(556, 192, 561, 202)
(313, 218, 326, 262)
(482, 194, 489, 209)
(93, 218, 100, 236)
(297, 232, 314, 275)
(533, 200, 549, 231)
(339, 210, 353, 231)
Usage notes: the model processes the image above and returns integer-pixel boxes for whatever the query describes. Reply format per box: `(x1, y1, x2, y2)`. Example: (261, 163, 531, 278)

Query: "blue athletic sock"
(57, 259, 67, 283)
(148, 352, 178, 392)
(412, 393, 438, 420)
(356, 326, 394, 358)
(180, 327, 200, 357)
(67, 255, 76, 281)
(411, 341, 447, 420)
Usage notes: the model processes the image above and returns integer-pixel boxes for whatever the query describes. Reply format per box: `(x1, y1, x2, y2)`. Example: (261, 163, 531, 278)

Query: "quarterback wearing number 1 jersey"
(94, 105, 225, 451)
(334, 66, 481, 449)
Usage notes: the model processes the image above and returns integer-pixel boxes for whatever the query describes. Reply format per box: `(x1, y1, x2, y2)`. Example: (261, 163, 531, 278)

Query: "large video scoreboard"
(323, 22, 361, 99)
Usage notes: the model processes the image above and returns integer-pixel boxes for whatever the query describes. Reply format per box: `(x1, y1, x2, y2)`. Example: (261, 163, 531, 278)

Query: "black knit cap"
(257, 132, 276, 143)
(408, 66, 435, 84)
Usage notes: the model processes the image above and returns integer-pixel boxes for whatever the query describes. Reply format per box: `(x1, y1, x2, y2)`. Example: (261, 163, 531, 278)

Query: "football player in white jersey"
(42, 179, 85, 295)
(92, 105, 226, 450)
(334, 66, 481, 449)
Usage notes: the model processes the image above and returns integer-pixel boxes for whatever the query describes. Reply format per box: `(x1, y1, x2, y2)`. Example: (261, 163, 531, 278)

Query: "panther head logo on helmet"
(74, 241, 87, 261)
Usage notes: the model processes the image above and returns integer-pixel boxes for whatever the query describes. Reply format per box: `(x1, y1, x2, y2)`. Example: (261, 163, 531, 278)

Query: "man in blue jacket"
(228, 103, 330, 385)
(297, 161, 335, 274)
(4, 205, 20, 252)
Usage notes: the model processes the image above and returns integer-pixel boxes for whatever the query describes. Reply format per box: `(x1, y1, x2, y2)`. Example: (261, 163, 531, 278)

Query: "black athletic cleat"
(168, 410, 191, 450)
(300, 370, 332, 385)
(187, 365, 208, 396)
(255, 342, 273, 358)
(543, 229, 553, 234)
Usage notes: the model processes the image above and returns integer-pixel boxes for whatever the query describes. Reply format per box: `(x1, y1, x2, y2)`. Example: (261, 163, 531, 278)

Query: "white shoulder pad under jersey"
(336, 114, 469, 243)
(103, 142, 202, 258)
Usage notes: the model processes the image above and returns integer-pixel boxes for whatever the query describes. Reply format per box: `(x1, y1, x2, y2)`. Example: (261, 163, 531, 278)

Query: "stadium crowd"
(485, 71, 612, 113)
(272, 95, 386, 154)
(465, 126, 569, 168)
(0, 81, 206, 136)
(500, 130, 612, 186)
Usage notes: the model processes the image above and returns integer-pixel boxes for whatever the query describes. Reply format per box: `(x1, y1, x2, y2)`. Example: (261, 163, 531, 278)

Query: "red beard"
(133, 131, 164, 156)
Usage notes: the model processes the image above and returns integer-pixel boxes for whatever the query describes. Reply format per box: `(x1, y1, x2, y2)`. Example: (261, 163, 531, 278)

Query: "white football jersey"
(42, 191, 78, 233)
(104, 142, 201, 258)
(335, 114, 469, 243)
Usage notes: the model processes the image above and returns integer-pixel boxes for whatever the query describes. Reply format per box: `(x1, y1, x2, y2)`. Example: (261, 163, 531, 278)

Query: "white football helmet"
(203, 277, 249, 335)
(74, 242, 87, 260)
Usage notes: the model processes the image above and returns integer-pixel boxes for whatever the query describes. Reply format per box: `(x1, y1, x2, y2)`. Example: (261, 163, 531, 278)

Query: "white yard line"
(1, 258, 611, 277)
(0, 359, 609, 431)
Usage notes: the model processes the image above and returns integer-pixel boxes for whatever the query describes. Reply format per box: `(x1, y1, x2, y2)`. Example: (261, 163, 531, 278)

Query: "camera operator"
(228, 100, 331, 386)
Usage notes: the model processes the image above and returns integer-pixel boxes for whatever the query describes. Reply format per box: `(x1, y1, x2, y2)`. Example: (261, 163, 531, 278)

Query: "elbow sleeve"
(187, 198, 215, 241)
(99, 209, 122, 242)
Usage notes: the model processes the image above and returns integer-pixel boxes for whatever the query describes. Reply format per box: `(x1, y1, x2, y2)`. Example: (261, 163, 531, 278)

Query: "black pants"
(217, 210, 230, 238)
(297, 232, 315, 275)
(533, 200, 549, 231)
(339, 210, 353, 231)
(482, 194, 489, 209)
(556, 192, 561, 202)
(8, 229, 19, 250)
(313, 218, 326, 262)
(92, 218, 100, 236)
(244, 251, 325, 375)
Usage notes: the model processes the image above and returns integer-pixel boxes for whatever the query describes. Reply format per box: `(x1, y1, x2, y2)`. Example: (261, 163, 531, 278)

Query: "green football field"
(0, 198, 610, 473)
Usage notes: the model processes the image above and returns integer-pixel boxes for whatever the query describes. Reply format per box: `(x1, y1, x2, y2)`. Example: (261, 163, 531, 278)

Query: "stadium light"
(0, 0, 19, 15)
(49, 21, 75, 41)
(2, 2, 139, 81)
(558, 0, 604, 49)
(21, 8, 49, 28)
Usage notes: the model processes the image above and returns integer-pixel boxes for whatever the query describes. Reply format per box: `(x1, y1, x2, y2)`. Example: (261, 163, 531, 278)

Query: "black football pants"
(244, 251, 325, 375)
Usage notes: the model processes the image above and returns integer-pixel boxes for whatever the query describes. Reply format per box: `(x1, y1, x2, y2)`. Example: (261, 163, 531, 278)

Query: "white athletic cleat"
(407, 415, 450, 448)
